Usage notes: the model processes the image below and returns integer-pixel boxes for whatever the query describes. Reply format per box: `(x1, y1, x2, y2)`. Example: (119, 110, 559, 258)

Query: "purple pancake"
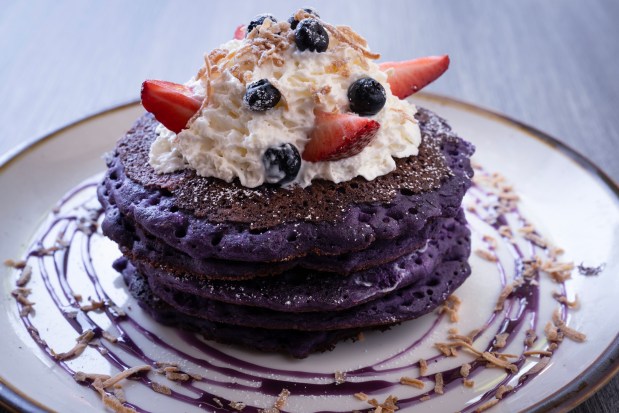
(121, 248, 470, 331)
(98, 108, 474, 264)
(135, 210, 470, 312)
(100, 198, 447, 279)
(119, 258, 370, 358)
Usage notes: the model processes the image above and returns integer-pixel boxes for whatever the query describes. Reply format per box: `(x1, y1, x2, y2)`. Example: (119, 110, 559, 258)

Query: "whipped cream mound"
(149, 15, 421, 188)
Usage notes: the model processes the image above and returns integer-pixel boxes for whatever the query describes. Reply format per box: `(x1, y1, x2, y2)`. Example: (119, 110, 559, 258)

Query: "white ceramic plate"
(1, 94, 618, 413)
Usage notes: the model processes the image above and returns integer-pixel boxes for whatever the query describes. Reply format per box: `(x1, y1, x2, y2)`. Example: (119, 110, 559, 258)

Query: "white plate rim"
(0, 93, 617, 413)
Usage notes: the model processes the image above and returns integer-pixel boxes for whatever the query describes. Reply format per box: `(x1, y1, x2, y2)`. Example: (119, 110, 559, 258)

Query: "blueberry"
(247, 13, 277, 36)
(294, 18, 329, 52)
(287, 8, 320, 30)
(243, 79, 281, 111)
(262, 143, 302, 185)
(347, 77, 387, 116)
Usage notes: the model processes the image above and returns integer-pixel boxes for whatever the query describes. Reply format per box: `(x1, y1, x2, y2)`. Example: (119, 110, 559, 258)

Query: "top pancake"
(98, 108, 474, 262)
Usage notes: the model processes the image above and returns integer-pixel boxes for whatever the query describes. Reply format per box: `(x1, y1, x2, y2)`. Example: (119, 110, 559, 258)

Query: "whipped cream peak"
(149, 9, 423, 188)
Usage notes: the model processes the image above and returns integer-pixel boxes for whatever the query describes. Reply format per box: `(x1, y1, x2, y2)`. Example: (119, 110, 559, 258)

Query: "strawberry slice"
(234, 24, 246, 40)
(302, 111, 380, 162)
(141, 80, 202, 133)
(379, 55, 450, 99)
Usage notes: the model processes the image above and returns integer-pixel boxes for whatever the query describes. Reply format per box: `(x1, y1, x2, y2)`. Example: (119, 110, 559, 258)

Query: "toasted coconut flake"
(4, 258, 27, 269)
(418, 358, 428, 376)
(230, 401, 247, 411)
(151, 382, 172, 395)
(12, 287, 35, 316)
(552, 308, 586, 342)
(80, 299, 106, 312)
(475, 398, 500, 412)
(518, 225, 535, 234)
(542, 260, 574, 282)
(80, 366, 150, 413)
(436, 340, 483, 358)
(435, 342, 457, 357)
(475, 249, 497, 262)
(463, 378, 475, 388)
(323, 22, 380, 60)
(99, 391, 137, 413)
(433, 373, 444, 395)
(400, 376, 424, 389)
(310, 85, 332, 105)
(482, 235, 498, 250)
(524, 350, 553, 357)
(15, 265, 32, 287)
(53, 329, 95, 361)
(493, 352, 519, 360)
(334, 370, 347, 385)
(481, 352, 518, 373)
(460, 363, 471, 378)
(154, 361, 178, 369)
(420, 395, 431, 401)
(520, 356, 551, 382)
(32, 245, 61, 257)
(552, 292, 579, 309)
(27, 325, 46, 345)
(524, 233, 547, 248)
(468, 329, 481, 340)
(498, 225, 513, 239)
(354, 392, 369, 401)
(190, 373, 203, 381)
(102, 331, 118, 343)
(550, 246, 565, 258)
(495, 385, 513, 399)
(274, 388, 291, 410)
(213, 397, 224, 408)
(436, 295, 461, 322)
(494, 284, 514, 312)
(499, 192, 520, 201)
(165, 370, 190, 382)
(74, 372, 112, 383)
(544, 321, 563, 343)
(382, 395, 399, 411)
(102, 365, 151, 388)
(494, 333, 509, 349)
(113, 386, 126, 403)
(522, 257, 542, 278)
(109, 305, 127, 317)
(449, 333, 473, 345)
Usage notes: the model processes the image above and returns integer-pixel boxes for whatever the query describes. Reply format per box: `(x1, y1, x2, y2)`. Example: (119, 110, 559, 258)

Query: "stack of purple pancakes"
(98, 107, 475, 358)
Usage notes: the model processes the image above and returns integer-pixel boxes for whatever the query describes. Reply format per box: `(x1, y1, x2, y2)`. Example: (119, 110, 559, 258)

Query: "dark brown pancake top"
(116, 111, 453, 228)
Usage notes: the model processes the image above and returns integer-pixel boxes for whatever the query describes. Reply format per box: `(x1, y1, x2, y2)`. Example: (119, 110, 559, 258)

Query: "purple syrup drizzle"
(10, 172, 570, 413)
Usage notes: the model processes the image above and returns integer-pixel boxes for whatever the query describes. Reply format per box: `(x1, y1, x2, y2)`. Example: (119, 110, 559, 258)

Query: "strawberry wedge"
(302, 111, 380, 162)
(141, 80, 202, 134)
(379, 55, 450, 99)
(234, 24, 246, 40)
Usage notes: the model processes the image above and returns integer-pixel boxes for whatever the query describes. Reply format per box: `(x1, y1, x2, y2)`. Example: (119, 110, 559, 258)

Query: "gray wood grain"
(0, 1, 617, 412)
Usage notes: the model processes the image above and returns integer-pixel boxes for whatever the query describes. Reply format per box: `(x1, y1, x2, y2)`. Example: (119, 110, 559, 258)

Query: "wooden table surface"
(1, 1, 617, 412)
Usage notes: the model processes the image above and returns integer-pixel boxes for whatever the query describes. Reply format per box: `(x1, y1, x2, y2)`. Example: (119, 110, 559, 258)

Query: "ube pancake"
(98, 108, 474, 263)
(100, 198, 449, 279)
(118, 258, 370, 358)
(131, 249, 470, 331)
(137, 210, 469, 312)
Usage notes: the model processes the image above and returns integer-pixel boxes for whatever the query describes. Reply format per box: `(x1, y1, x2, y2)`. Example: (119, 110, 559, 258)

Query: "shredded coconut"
(400, 376, 424, 389)
(434, 373, 444, 394)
